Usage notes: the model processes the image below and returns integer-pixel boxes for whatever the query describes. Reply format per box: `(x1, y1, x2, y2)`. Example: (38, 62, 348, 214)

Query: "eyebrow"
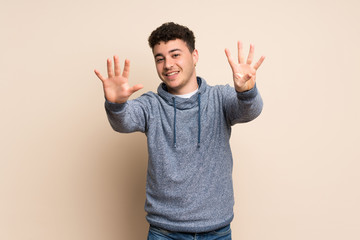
(154, 48, 182, 58)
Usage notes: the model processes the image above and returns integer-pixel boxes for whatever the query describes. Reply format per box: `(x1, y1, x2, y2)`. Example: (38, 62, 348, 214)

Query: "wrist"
(235, 85, 252, 93)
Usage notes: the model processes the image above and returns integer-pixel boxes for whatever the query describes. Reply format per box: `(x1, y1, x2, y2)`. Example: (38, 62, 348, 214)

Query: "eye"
(156, 58, 164, 63)
(172, 54, 180, 58)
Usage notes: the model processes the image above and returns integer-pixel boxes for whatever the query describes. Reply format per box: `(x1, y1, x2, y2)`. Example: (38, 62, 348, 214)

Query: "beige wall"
(1, 0, 359, 239)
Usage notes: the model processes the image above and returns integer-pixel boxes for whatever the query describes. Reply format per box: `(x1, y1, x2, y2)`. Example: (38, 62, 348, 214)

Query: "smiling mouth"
(165, 71, 180, 76)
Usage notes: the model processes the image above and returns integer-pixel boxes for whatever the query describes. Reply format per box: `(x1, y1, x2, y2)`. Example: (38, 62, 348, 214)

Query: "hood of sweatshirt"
(157, 77, 206, 148)
(157, 77, 207, 110)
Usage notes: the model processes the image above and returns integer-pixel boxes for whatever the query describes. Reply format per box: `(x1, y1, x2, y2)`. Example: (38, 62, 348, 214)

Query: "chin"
(163, 78, 179, 86)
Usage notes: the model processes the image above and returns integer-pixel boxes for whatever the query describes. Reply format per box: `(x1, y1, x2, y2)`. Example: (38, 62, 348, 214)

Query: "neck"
(169, 74, 198, 95)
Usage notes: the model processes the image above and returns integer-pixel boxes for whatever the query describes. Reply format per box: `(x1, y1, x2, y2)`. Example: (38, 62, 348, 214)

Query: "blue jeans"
(147, 224, 231, 240)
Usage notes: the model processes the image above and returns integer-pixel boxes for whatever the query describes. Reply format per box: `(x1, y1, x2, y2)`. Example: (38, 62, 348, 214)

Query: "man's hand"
(94, 56, 143, 104)
(225, 41, 265, 92)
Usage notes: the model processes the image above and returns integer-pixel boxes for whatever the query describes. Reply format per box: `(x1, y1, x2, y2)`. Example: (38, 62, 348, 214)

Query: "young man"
(94, 22, 265, 240)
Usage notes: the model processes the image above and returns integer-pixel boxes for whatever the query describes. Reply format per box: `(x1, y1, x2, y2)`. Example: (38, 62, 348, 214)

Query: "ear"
(192, 49, 199, 65)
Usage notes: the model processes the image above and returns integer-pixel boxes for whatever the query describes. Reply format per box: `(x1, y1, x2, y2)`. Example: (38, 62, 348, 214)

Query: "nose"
(164, 58, 174, 70)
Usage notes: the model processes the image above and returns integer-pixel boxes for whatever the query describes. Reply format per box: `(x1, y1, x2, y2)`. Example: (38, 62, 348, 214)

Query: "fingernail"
(236, 73, 243, 78)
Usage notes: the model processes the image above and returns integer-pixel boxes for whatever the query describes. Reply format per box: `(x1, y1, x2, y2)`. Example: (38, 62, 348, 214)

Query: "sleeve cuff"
(236, 84, 259, 101)
(105, 99, 127, 112)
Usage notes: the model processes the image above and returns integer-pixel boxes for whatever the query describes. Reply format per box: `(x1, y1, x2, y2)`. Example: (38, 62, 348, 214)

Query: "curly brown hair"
(148, 22, 195, 52)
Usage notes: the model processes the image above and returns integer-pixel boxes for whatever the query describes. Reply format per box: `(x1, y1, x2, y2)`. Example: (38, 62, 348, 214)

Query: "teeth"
(166, 72, 178, 76)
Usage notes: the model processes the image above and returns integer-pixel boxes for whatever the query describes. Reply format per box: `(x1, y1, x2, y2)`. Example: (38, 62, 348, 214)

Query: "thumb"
(236, 73, 252, 81)
(129, 84, 144, 94)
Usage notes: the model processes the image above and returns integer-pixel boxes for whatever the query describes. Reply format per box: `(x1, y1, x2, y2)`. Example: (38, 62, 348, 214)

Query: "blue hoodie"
(105, 77, 263, 233)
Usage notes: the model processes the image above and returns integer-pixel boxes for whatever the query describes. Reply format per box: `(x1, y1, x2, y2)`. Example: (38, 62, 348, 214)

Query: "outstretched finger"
(129, 84, 144, 94)
(114, 55, 121, 76)
(253, 56, 265, 70)
(107, 58, 114, 78)
(247, 44, 254, 65)
(122, 59, 130, 79)
(225, 48, 236, 72)
(238, 41, 245, 64)
(94, 69, 105, 82)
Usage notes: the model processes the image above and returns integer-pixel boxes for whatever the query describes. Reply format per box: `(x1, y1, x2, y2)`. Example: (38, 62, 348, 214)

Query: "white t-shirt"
(176, 88, 199, 98)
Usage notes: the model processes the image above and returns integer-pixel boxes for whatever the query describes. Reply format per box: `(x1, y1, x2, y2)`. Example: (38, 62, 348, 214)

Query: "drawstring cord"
(172, 93, 201, 148)
(197, 93, 201, 148)
(172, 97, 177, 148)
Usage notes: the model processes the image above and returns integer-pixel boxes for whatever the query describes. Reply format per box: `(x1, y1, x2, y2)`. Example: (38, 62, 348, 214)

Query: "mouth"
(165, 71, 180, 77)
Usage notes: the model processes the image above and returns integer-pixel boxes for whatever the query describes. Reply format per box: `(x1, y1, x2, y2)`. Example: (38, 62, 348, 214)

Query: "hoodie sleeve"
(222, 84, 263, 125)
(104, 97, 149, 133)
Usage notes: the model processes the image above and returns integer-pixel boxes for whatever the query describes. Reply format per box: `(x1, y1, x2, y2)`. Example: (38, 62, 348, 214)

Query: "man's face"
(153, 39, 199, 95)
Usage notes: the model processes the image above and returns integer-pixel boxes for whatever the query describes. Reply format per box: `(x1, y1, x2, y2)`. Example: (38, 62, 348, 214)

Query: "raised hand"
(225, 41, 265, 92)
(94, 56, 143, 104)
